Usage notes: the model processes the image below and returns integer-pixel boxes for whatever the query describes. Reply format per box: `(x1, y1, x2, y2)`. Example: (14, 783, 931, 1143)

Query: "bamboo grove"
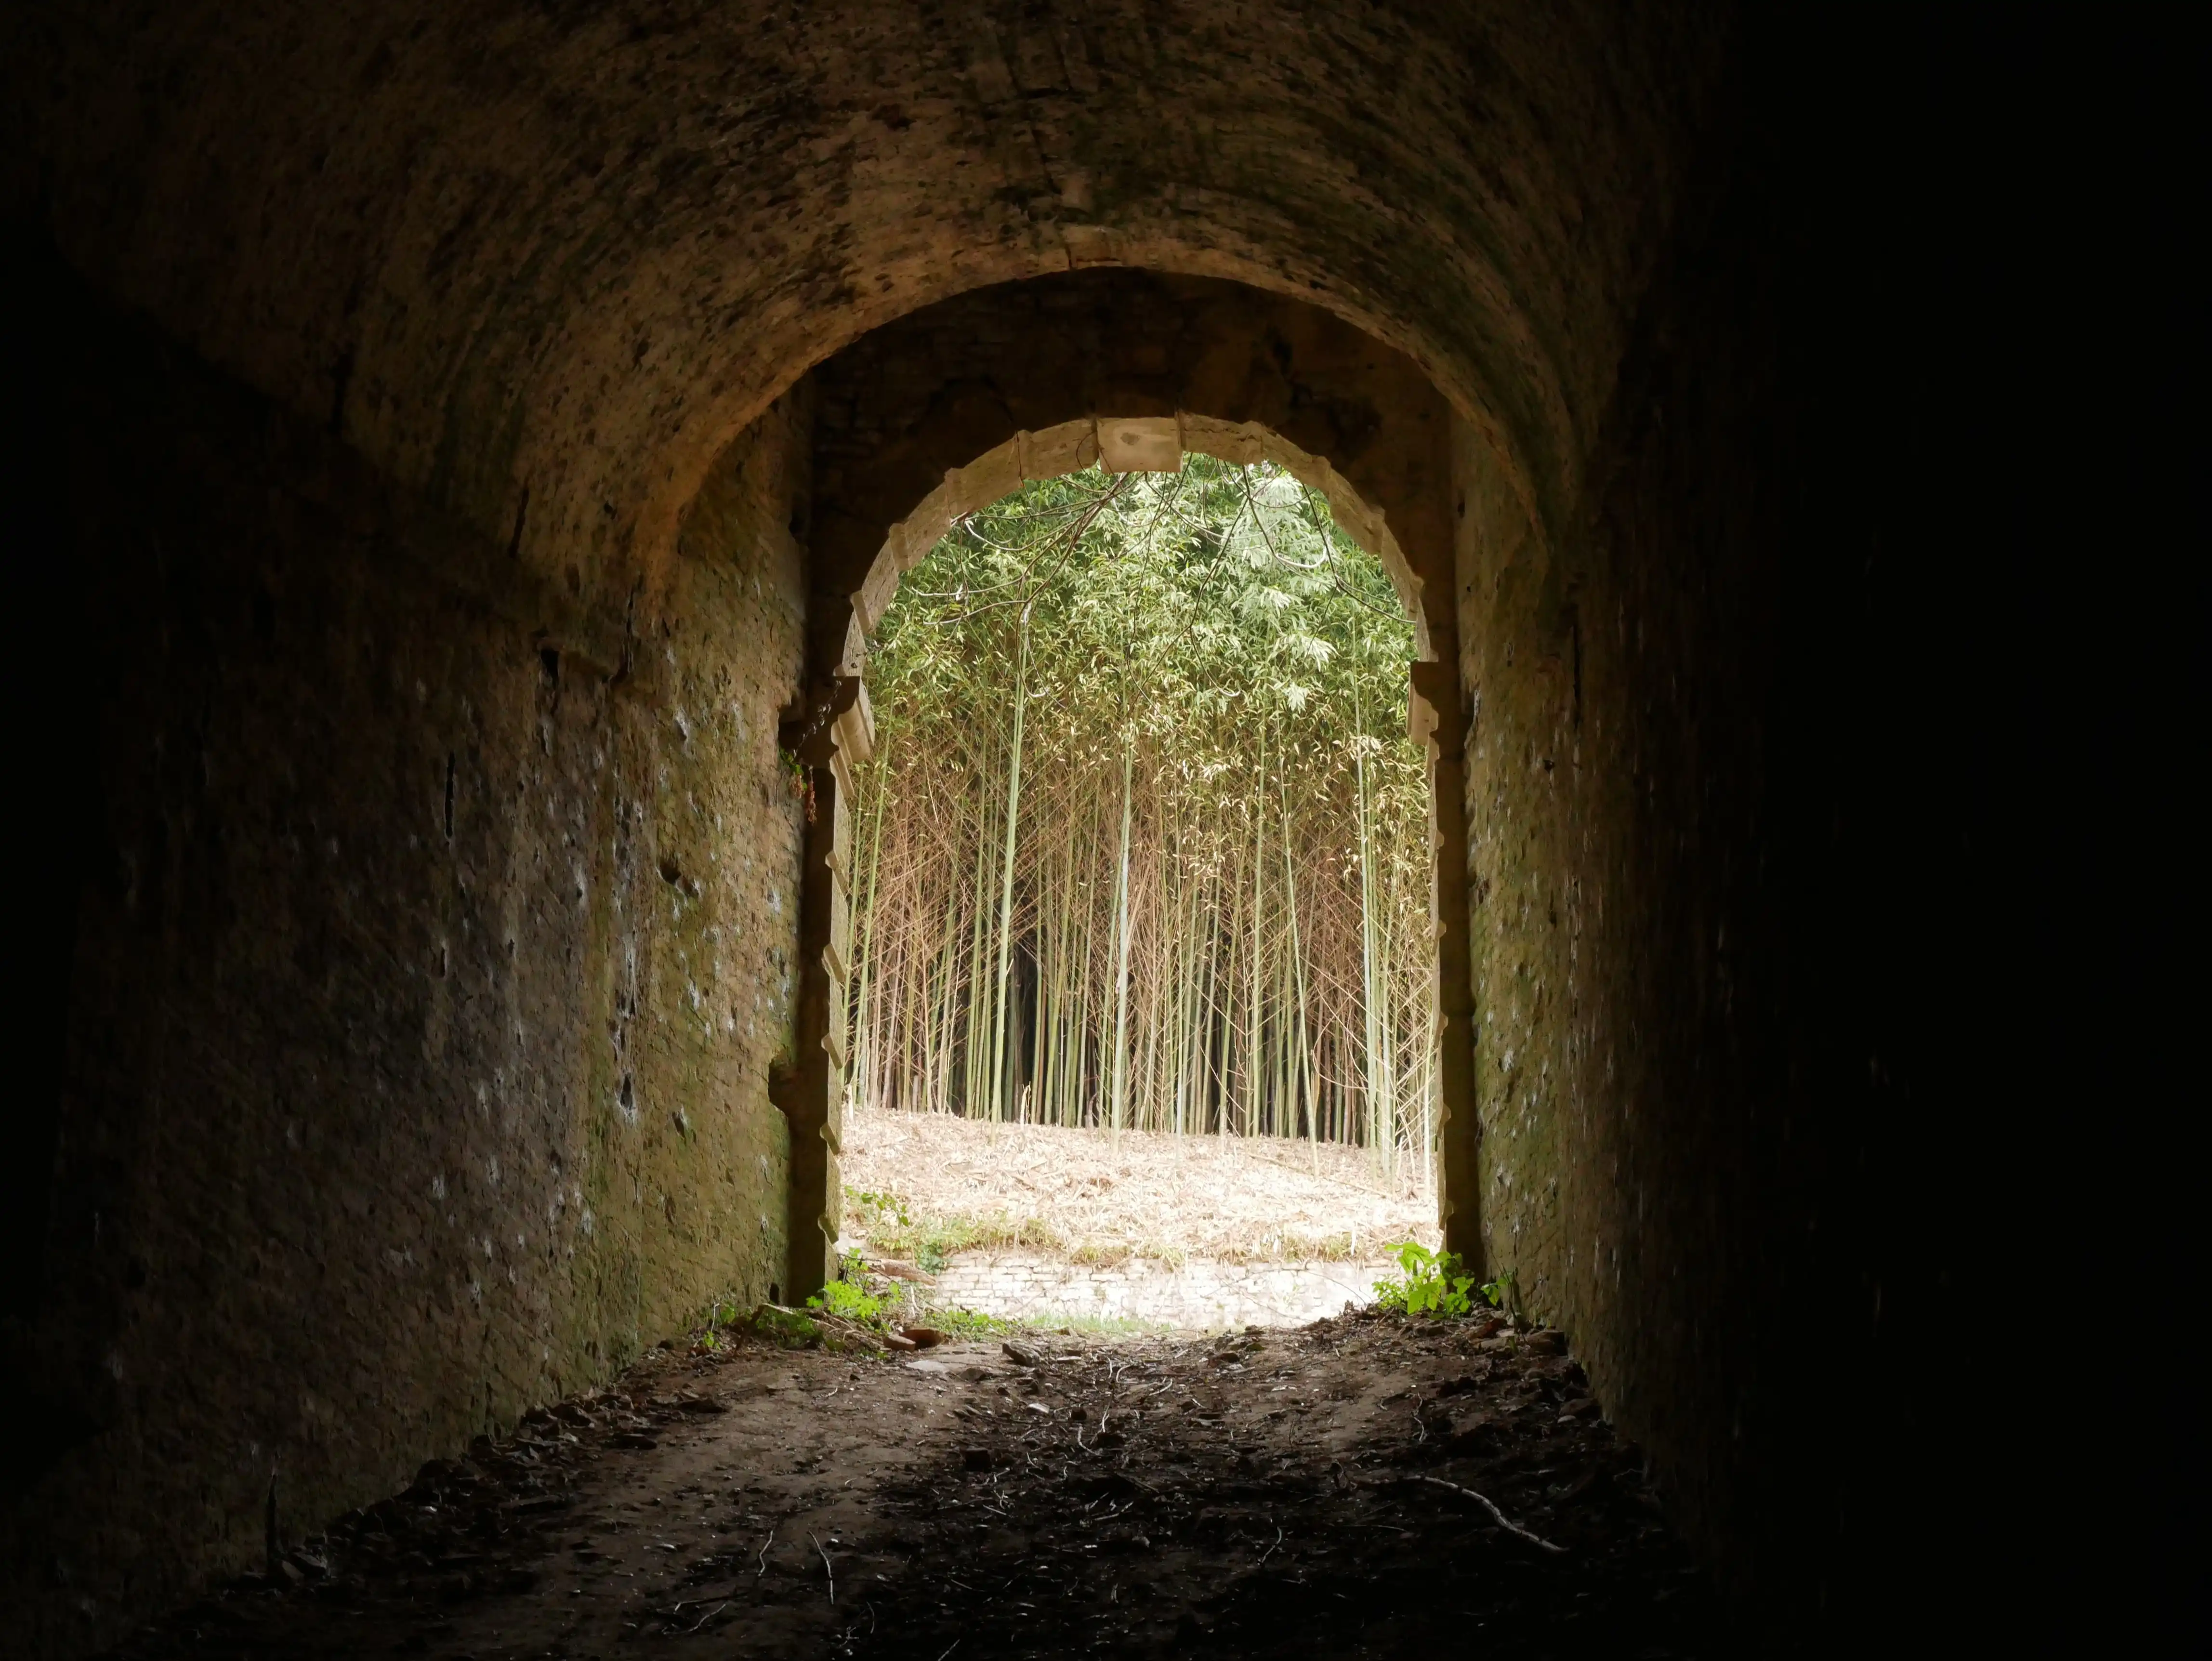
(843, 458, 1438, 1177)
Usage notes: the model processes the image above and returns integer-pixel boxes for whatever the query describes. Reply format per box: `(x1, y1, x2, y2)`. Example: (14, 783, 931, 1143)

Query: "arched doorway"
(760, 270, 1485, 1299)
(837, 449, 1447, 1331)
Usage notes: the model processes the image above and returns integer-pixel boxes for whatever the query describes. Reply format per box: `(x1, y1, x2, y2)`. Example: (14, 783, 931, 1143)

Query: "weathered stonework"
(3, 3, 2002, 1653)
(797, 272, 1479, 1301)
(3, 2, 1727, 599)
(3, 261, 809, 1655)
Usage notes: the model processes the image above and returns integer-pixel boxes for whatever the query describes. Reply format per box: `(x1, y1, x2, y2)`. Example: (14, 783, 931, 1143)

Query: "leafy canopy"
(871, 455, 1420, 783)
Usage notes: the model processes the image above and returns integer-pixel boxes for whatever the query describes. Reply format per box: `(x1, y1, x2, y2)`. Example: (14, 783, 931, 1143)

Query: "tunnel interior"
(0, 3, 2069, 1653)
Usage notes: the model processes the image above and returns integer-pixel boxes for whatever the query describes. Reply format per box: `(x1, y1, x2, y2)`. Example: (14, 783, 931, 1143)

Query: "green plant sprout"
(807, 1278, 891, 1324)
(843, 1186, 912, 1230)
(916, 1306, 1017, 1339)
(804, 1251, 895, 1327)
(747, 1305, 823, 1348)
(1372, 1241, 1486, 1317)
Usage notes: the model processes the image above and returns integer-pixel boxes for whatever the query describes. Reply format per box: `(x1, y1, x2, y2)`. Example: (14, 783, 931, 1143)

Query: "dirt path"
(112, 1315, 1720, 1659)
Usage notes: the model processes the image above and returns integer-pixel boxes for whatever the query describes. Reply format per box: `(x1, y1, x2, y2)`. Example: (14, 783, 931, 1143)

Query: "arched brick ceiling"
(803, 271, 1459, 674)
(10, 2, 1729, 593)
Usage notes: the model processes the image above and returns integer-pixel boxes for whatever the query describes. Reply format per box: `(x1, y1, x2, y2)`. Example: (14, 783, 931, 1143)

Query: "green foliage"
(870, 459, 1423, 845)
(1372, 1241, 1481, 1318)
(806, 1277, 892, 1325)
(777, 746, 813, 817)
(848, 1192, 1063, 1274)
(745, 1305, 824, 1348)
(848, 1185, 965, 1273)
(801, 1250, 898, 1327)
(689, 1296, 752, 1352)
(844, 1186, 912, 1231)
(914, 1305, 1018, 1339)
(850, 456, 1440, 1164)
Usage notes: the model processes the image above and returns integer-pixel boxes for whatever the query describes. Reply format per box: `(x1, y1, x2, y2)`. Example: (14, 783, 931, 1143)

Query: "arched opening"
(4, 5, 2035, 1648)
(765, 271, 1484, 1308)
(837, 450, 1444, 1331)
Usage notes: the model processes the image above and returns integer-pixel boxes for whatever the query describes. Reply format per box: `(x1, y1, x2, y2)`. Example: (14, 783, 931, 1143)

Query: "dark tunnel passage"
(0, 4, 2175, 1657)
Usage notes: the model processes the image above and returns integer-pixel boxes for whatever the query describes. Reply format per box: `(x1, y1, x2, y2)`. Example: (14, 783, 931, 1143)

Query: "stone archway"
(767, 270, 1490, 1299)
(4, 3, 2016, 1645)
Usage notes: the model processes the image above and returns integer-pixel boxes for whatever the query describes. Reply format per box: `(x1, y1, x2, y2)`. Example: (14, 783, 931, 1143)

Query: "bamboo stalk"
(843, 457, 1438, 1159)
(1107, 732, 1135, 1138)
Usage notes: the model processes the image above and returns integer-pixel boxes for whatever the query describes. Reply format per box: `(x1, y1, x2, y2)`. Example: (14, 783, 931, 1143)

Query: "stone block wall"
(1, 254, 809, 1657)
(1448, 35, 1978, 1618)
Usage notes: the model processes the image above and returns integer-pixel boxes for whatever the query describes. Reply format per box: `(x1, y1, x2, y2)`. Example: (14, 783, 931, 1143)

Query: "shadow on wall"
(2, 235, 809, 1658)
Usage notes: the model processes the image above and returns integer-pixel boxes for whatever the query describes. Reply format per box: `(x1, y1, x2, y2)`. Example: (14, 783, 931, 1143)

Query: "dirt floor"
(110, 1313, 1721, 1660)
(841, 1106, 1439, 1266)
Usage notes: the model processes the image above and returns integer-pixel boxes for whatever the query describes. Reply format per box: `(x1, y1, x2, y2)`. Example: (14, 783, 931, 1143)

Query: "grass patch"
(907, 1305, 1172, 1341)
(845, 1183, 1393, 1277)
(1204, 1230, 1364, 1265)
(911, 1305, 1018, 1339)
(847, 1186, 1063, 1270)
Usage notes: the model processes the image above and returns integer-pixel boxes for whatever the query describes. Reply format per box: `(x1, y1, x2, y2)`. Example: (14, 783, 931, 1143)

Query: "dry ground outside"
(840, 1107, 1445, 1330)
(109, 1312, 1720, 1660)
(841, 1105, 1438, 1266)
(836, 1110, 1442, 1336)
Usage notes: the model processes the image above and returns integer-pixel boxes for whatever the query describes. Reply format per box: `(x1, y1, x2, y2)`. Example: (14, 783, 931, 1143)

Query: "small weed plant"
(691, 1296, 752, 1352)
(1372, 1242, 1506, 1318)
(746, 1305, 824, 1348)
(915, 1306, 1017, 1339)
(844, 1187, 911, 1231)
(806, 1251, 895, 1326)
(807, 1277, 892, 1324)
